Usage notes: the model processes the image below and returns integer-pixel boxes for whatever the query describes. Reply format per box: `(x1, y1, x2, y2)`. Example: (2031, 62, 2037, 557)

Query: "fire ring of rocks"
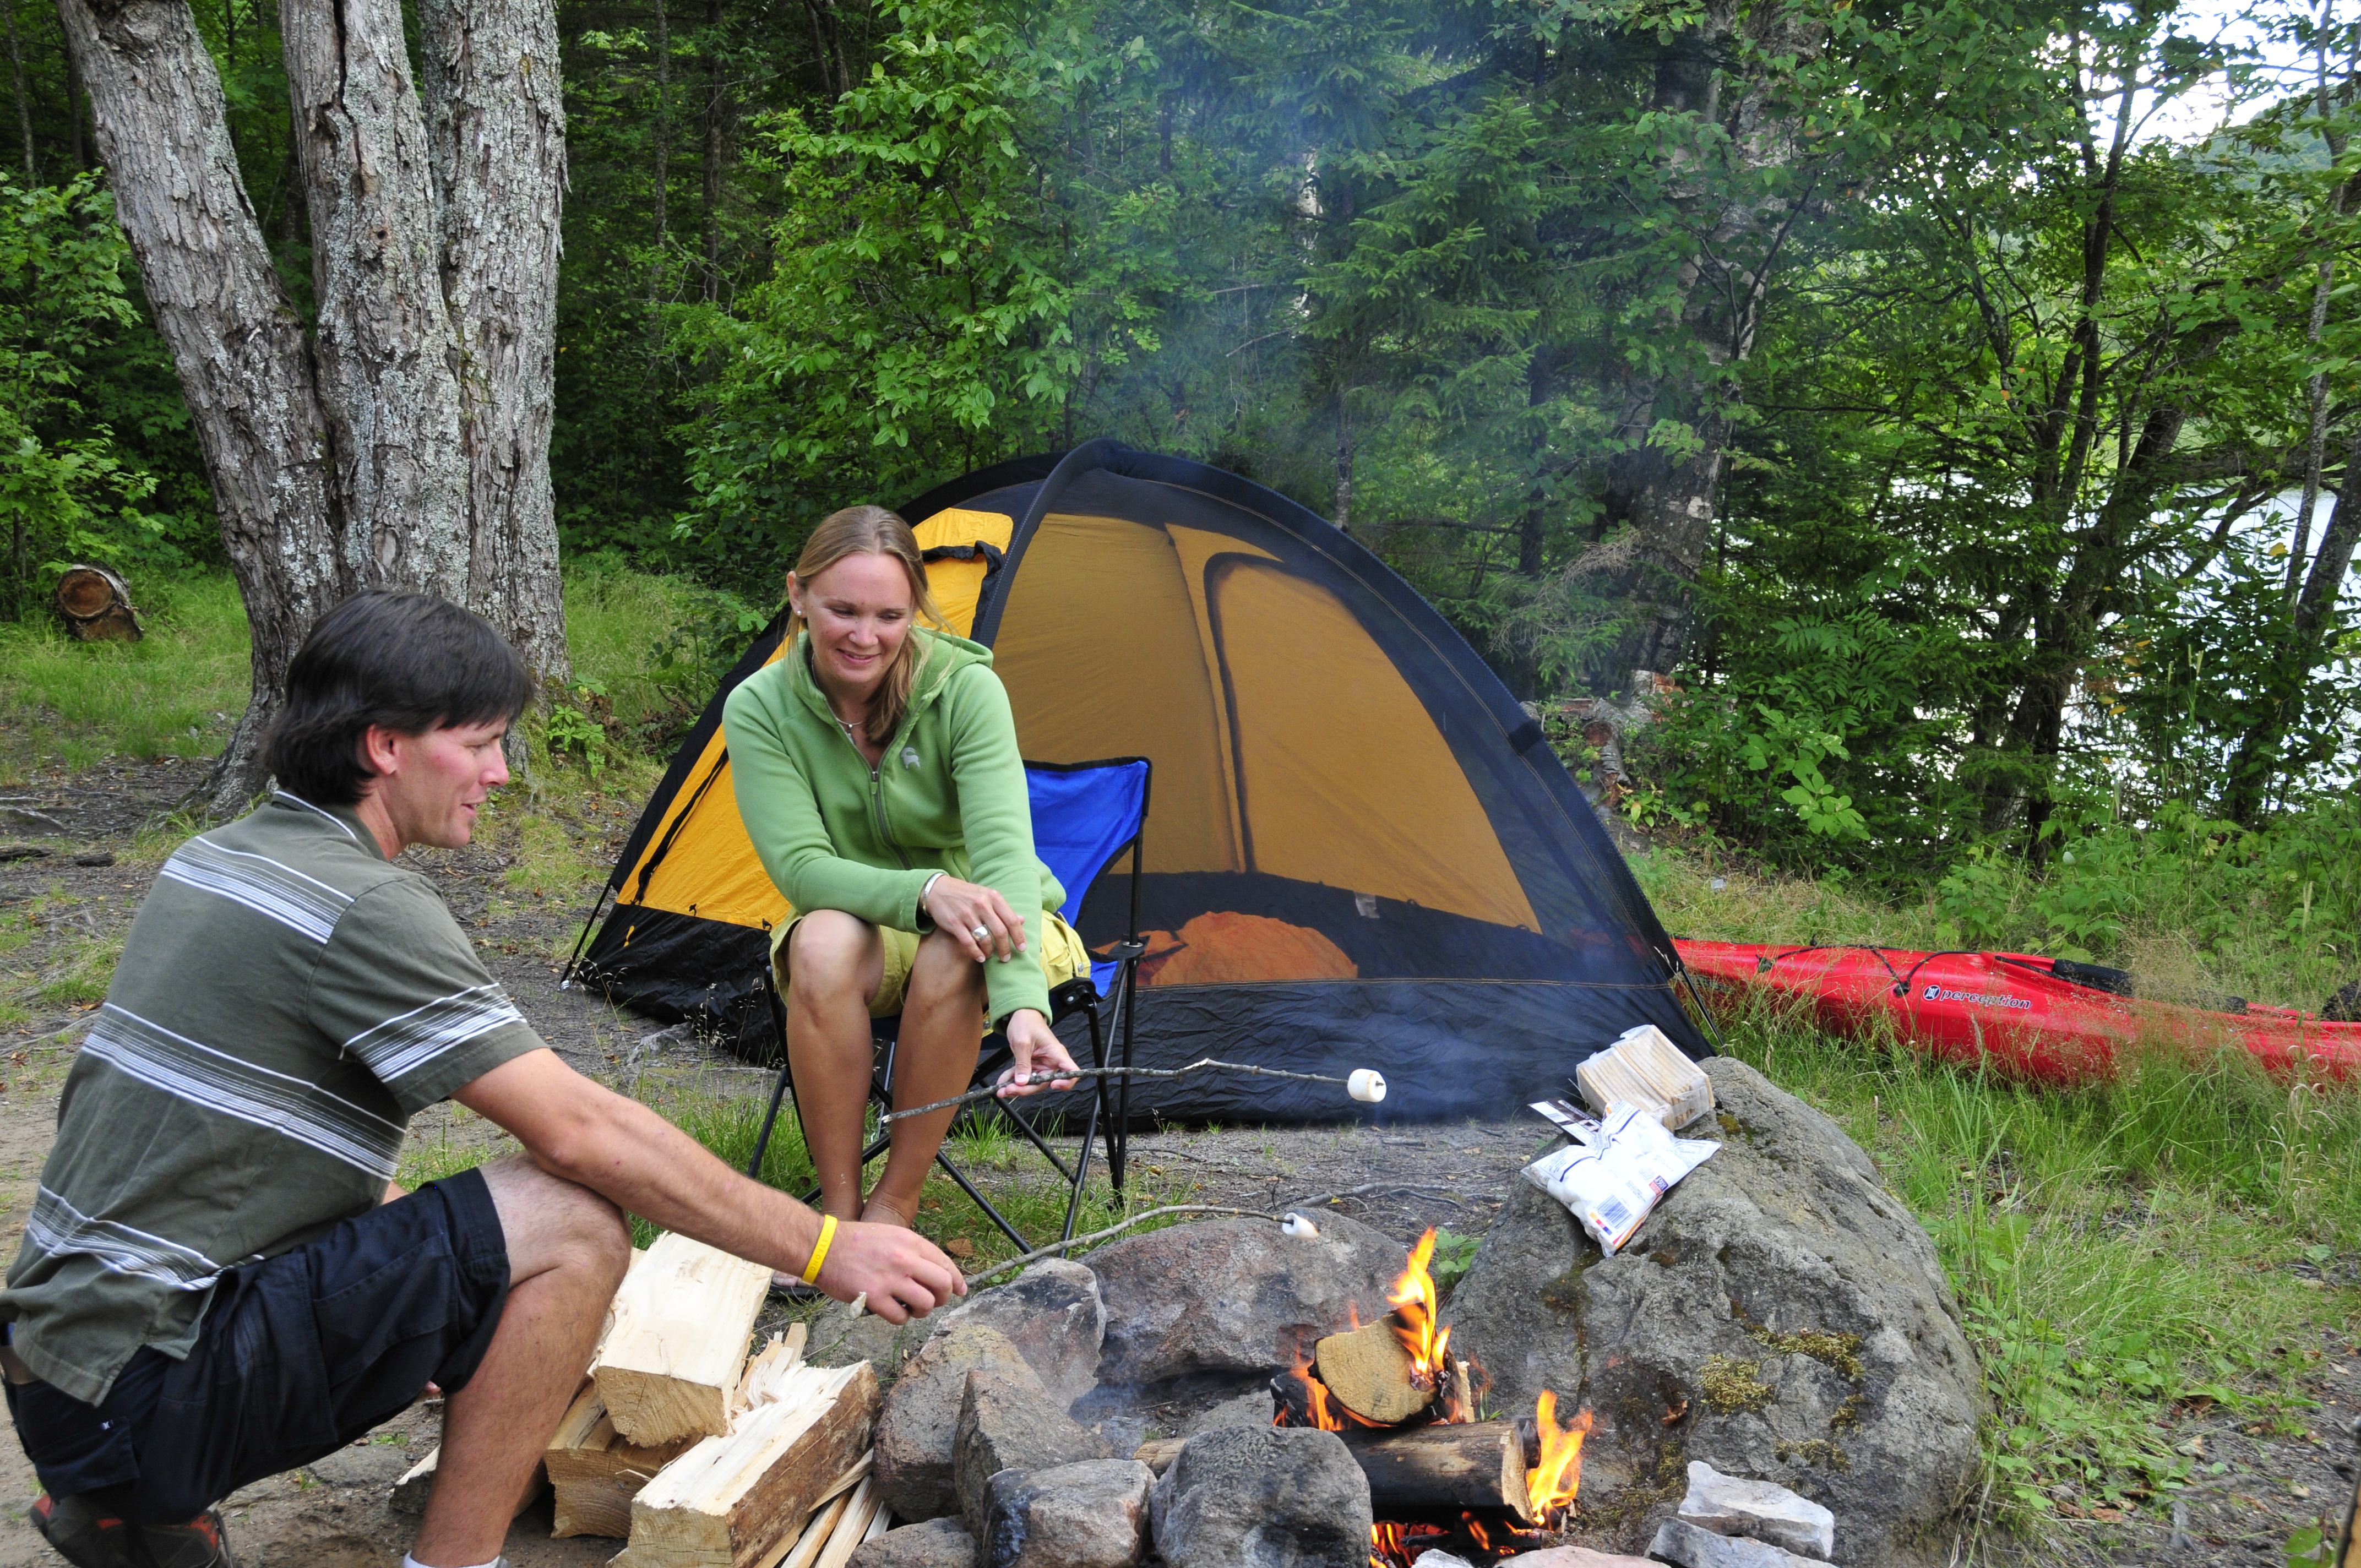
(828, 1059, 1979, 1568)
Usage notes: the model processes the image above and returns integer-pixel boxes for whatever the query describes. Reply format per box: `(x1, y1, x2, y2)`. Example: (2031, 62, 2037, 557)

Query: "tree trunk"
(650, 0, 670, 323)
(56, 0, 346, 815)
(420, 0, 574, 692)
(282, 0, 472, 597)
(5, 0, 35, 181)
(66, 45, 85, 172)
(1601, 0, 1824, 682)
(701, 0, 723, 301)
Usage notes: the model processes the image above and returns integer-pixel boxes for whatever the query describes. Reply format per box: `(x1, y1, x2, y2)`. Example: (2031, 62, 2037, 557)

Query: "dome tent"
(569, 442, 1710, 1123)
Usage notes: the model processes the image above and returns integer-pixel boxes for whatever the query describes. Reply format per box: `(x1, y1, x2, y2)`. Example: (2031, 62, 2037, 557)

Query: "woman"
(725, 506, 1082, 1234)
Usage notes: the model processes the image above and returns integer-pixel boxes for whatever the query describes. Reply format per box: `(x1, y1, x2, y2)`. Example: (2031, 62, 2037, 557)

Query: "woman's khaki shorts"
(770, 907, 1092, 1019)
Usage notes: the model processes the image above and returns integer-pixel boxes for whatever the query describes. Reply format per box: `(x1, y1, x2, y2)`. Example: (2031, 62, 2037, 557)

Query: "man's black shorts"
(6, 1168, 510, 1523)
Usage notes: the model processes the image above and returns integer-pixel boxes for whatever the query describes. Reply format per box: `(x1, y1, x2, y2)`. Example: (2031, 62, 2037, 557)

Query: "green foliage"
(1427, 1227, 1481, 1295)
(0, 174, 177, 618)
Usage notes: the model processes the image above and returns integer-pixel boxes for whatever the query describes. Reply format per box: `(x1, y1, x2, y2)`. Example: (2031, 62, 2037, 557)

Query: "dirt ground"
(0, 756, 2355, 1566)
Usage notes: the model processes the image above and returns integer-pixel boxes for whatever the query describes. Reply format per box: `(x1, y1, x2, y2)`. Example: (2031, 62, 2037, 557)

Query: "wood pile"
(396, 1234, 889, 1566)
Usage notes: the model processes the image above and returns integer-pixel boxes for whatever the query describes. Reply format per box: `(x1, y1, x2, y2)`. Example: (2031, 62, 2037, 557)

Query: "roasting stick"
(879, 1058, 1386, 1123)
(956, 1180, 1423, 1286)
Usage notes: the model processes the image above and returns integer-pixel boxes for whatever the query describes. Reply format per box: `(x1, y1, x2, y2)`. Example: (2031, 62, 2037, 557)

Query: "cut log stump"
(53, 565, 141, 642)
(594, 1232, 771, 1446)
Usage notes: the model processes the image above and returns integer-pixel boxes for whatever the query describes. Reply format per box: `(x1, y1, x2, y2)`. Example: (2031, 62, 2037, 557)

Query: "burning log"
(1138, 1422, 1537, 1521)
(1339, 1420, 1535, 1521)
(1312, 1321, 1432, 1425)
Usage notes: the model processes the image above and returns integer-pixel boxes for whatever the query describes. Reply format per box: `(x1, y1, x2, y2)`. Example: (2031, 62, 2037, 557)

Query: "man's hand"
(455, 1050, 966, 1315)
(994, 1008, 1079, 1099)
(816, 1219, 966, 1323)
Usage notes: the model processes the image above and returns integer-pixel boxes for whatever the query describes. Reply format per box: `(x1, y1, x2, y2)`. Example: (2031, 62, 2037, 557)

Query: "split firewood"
(1312, 1320, 1433, 1425)
(769, 1479, 857, 1568)
(1132, 1436, 1185, 1474)
(594, 1232, 772, 1446)
(807, 1474, 884, 1568)
(545, 1380, 701, 1538)
(616, 1360, 879, 1568)
(1339, 1419, 1533, 1521)
(386, 1444, 547, 1518)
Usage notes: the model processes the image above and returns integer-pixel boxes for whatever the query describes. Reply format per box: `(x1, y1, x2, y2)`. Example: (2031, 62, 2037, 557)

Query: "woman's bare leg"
(784, 912, 886, 1221)
(863, 928, 987, 1225)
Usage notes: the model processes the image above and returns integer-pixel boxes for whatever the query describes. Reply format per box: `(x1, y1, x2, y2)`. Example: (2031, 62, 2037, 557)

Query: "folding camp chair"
(743, 757, 1152, 1250)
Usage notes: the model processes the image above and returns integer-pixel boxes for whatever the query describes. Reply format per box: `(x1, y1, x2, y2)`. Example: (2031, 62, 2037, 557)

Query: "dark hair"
(263, 592, 533, 805)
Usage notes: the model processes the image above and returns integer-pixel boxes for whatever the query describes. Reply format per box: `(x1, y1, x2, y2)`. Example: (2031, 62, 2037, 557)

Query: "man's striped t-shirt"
(0, 792, 542, 1404)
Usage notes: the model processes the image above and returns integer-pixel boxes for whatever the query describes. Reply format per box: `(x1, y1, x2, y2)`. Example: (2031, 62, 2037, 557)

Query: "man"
(0, 592, 964, 1568)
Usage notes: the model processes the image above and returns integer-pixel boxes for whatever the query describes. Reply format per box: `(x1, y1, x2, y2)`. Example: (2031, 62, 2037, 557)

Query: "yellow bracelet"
(801, 1213, 838, 1284)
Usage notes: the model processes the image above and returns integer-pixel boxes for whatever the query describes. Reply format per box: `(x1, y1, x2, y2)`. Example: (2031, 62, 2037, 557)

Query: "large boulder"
(1443, 1058, 1978, 1566)
(877, 1325, 1037, 1521)
(931, 1259, 1106, 1407)
(1148, 1425, 1372, 1568)
(980, 1458, 1154, 1568)
(1088, 1212, 1403, 1391)
(954, 1364, 1112, 1538)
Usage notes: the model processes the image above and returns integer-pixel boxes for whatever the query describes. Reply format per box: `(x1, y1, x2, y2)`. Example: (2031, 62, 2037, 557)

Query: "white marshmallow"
(1347, 1068, 1388, 1103)
(1280, 1212, 1319, 1238)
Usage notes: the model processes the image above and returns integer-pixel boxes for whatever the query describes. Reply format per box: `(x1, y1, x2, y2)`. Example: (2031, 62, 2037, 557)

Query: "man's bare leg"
(862, 930, 986, 1227)
(409, 1157, 632, 1567)
(784, 912, 886, 1222)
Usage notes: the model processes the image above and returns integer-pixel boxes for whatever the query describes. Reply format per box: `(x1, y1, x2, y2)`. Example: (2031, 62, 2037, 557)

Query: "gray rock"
(851, 1517, 980, 1568)
(1411, 1554, 1476, 1568)
(1178, 1386, 1276, 1436)
(1090, 1213, 1403, 1390)
(878, 1324, 1037, 1521)
(1502, 1551, 1656, 1567)
(981, 1458, 1152, 1568)
(1649, 1517, 1825, 1568)
(809, 1299, 928, 1384)
(933, 1259, 1106, 1406)
(1147, 1425, 1371, 1568)
(1444, 1058, 1978, 1567)
(1679, 1461, 1835, 1559)
(955, 1364, 1113, 1539)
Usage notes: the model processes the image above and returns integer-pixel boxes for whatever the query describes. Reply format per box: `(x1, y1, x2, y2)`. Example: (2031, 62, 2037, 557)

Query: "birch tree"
(57, 0, 569, 814)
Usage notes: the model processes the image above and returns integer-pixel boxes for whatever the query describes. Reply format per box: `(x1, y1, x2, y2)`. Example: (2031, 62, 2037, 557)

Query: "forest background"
(5, 0, 2361, 988)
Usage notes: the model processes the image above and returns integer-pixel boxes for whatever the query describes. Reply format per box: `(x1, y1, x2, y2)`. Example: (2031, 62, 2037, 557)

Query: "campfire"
(1274, 1228, 1594, 1566)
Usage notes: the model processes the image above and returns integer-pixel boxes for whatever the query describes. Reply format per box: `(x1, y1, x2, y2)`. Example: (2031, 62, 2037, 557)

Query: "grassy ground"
(6, 565, 2356, 1561)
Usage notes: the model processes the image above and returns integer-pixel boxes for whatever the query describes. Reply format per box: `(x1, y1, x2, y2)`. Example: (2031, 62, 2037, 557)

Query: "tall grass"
(0, 572, 252, 780)
(1713, 992, 2358, 1532)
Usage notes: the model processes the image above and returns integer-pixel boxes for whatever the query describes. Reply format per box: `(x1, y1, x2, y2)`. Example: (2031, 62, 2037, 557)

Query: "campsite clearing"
(0, 658, 2354, 1563)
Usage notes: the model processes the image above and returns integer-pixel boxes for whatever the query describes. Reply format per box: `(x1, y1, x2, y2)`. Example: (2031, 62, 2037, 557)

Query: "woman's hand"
(922, 874, 1029, 962)
(995, 1009, 1080, 1098)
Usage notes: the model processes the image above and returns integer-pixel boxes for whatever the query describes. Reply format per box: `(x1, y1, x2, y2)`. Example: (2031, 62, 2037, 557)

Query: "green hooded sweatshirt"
(723, 627, 1064, 1023)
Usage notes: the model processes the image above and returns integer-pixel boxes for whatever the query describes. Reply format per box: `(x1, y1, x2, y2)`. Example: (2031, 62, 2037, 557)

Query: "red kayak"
(1673, 940, 2361, 1084)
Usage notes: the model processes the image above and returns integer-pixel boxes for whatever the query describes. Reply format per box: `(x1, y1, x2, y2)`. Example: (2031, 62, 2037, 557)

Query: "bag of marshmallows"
(1521, 1101, 1718, 1255)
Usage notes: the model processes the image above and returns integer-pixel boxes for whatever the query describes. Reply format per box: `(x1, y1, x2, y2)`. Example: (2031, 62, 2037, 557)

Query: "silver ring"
(971, 925, 991, 942)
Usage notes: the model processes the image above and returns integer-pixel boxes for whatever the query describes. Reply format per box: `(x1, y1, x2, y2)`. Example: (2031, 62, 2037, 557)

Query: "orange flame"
(1388, 1228, 1452, 1391)
(1524, 1391, 1592, 1525)
(1278, 1351, 1348, 1431)
(1368, 1520, 1444, 1566)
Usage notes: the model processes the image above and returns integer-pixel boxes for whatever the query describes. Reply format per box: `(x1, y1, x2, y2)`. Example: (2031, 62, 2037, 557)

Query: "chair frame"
(744, 758, 1151, 1250)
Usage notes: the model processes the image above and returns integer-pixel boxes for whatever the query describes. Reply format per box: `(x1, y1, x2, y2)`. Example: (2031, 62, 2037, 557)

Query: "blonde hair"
(787, 505, 949, 744)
